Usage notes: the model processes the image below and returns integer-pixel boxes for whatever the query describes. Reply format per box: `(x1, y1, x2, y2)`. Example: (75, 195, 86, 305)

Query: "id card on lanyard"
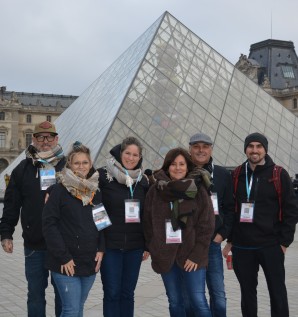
(165, 219, 182, 244)
(240, 162, 255, 223)
(240, 202, 254, 222)
(92, 203, 112, 231)
(125, 199, 140, 223)
(125, 170, 141, 223)
(211, 193, 219, 215)
(39, 167, 56, 190)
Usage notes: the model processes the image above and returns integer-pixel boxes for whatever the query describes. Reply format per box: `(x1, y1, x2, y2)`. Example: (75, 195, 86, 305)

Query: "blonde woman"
(43, 142, 104, 317)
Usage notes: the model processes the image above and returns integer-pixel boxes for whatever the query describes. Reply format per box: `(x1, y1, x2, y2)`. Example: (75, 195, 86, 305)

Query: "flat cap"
(189, 132, 213, 145)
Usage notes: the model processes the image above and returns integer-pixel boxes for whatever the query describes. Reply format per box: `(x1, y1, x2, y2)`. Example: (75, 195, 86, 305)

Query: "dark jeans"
(162, 262, 211, 317)
(52, 271, 96, 317)
(184, 241, 226, 317)
(100, 248, 143, 317)
(24, 247, 62, 317)
(206, 241, 227, 317)
(233, 244, 289, 317)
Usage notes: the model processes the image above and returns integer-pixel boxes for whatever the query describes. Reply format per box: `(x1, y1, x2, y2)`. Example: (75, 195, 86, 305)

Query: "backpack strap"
(232, 165, 242, 212)
(272, 165, 283, 221)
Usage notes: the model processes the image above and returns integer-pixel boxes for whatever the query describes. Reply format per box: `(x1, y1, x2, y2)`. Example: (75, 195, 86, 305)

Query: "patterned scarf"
(188, 166, 213, 192)
(26, 144, 64, 167)
(56, 168, 99, 206)
(105, 157, 143, 186)
(154, 170, 198, 231)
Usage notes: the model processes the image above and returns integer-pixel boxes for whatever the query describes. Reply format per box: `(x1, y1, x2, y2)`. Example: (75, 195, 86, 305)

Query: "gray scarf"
(105, 157, 143, 186)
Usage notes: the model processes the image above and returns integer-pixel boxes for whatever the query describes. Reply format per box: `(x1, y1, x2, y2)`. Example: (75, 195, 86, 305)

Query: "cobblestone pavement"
(1, 218, 297, 316)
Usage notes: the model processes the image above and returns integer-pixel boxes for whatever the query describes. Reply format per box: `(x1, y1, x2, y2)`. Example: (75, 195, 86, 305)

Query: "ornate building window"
(26, 114, 32, 123)
(0, 132, 6, 147)
(46, 115, 51, 122)
(0, 112, 5, 120)
(25, 133, 32, 147)
(293, 98, 297, 109)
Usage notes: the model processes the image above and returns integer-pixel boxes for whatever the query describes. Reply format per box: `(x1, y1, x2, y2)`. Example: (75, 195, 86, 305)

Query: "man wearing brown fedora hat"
(0, 120, 66, 317)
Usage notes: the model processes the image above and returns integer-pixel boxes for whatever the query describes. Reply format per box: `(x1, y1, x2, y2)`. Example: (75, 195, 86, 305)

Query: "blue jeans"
(24, 247, 62, 317)
(100, 248, 143, 317)
(184, 242, 226, 317)
(161, 262, 211, 317)
(51, 271, 96, 317)
(206, 241, 227, 317)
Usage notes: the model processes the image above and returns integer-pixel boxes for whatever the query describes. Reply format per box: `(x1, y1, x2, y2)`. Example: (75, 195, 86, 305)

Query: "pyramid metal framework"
(1, 11, 298, 192)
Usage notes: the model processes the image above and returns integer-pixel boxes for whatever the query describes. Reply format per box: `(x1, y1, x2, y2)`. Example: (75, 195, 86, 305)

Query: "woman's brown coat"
(143, 170, 215, 274)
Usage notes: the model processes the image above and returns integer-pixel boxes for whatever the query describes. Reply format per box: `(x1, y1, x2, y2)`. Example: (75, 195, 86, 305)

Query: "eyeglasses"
(35, 135, 56, 142)
(72, 161, 90, 167)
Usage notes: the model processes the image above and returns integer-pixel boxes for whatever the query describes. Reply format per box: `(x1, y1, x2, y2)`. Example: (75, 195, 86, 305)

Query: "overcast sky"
(1, 0, 297, 96)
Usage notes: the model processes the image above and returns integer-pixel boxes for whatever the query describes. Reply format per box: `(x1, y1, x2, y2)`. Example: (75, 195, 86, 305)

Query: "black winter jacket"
(42, 183, 105, 276)
(211, 165, 234, 240)
(231, 155, 298, 248)
(98, 167, 149, 250)
(0, 157, 66, 250)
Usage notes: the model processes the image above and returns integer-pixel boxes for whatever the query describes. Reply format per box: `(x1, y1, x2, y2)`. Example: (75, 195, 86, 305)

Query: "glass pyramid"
(1, 11, 298, 193)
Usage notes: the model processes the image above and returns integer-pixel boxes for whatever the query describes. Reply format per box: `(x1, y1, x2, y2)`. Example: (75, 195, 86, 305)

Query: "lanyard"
(125, 170, 142, 199)
(245, 162, 253, 201)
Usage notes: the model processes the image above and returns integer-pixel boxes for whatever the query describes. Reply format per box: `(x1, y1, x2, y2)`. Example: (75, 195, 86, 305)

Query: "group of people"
(0, 120, 297, 317)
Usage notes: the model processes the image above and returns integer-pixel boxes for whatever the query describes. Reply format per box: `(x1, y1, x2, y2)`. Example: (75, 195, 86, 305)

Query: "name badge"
(165, 219, 182, 244)
(125, 199, 140, 223)
(39, 168, 56, 190)
(240, 202, 254, 223)
(211, 192, 219, 215)
(92, 204, 112, 231)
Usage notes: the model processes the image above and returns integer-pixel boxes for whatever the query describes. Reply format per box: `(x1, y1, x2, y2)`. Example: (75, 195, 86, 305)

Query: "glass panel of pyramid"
(1, 11, 298, 193)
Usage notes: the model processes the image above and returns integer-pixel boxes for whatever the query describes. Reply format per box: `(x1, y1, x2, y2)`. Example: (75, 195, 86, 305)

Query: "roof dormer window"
(281, 65, 295, 79)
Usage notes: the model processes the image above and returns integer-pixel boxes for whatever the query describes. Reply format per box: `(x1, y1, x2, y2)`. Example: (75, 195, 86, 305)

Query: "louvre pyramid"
(1, 11, 298, 192)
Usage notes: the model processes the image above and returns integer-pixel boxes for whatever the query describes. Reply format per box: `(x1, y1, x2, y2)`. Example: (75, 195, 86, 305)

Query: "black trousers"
(232, 245, 289, 317)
